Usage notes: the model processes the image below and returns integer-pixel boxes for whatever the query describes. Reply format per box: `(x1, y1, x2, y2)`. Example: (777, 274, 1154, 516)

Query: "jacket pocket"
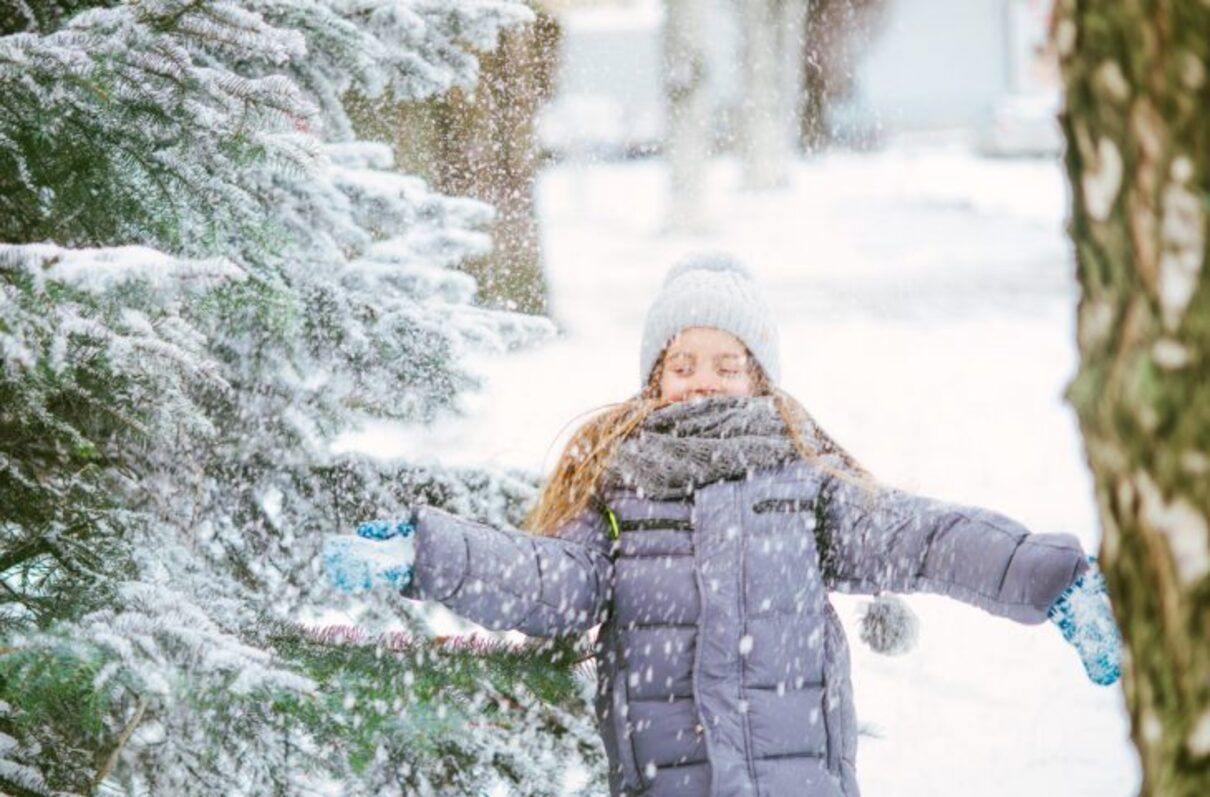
(611, 677, 645, 791)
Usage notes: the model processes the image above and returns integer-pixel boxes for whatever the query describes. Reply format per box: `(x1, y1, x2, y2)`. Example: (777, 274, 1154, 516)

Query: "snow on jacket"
(401, 459, 1089, 796)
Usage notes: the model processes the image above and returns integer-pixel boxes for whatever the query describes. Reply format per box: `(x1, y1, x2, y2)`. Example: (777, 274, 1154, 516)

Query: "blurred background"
(537, 0, 1060, 160)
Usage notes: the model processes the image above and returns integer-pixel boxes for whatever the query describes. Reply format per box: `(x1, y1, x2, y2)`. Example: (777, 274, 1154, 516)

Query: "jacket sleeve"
(816, 473, 1089, 624)
(399, 503, 614, 637)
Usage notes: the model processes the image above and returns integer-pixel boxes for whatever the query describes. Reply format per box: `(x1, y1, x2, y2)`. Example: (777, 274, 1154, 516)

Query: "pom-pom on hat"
(639, 253, 781, 386)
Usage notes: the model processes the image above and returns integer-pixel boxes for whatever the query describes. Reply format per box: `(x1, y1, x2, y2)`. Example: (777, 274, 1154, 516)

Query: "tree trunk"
(349, 6, 560, 315)
(1054, 1, 1210, 794)
(776, 0, 809, 156)
(799, 0, 887, 152)
(664, 0, 713, 232)
(740, 0, 786, 188)
(740, 0, 807, 188)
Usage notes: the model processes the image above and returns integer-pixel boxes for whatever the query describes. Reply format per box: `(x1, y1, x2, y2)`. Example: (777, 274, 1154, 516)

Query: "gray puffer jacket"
(402, 460, 1088, 796)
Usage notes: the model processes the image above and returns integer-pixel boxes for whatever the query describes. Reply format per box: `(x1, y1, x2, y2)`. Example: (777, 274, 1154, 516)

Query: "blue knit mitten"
(322, 518, 416, 594)
(1047, 555, 1122, 686)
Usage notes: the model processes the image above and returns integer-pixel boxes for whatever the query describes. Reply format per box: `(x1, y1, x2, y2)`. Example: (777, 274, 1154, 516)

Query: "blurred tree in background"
(350, 1, 562, 315)
(737, 0, 807, 189)
(800, 0, 887, 151)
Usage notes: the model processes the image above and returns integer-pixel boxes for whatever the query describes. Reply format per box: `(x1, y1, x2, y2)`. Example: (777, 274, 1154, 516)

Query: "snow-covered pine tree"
(1, 2, 605, 794)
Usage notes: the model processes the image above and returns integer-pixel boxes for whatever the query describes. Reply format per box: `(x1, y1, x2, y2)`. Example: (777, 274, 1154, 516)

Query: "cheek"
(725, 373, 756, 395)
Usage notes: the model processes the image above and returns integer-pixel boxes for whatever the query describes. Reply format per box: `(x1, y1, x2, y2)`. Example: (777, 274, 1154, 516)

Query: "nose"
(685, 375, 720, 399)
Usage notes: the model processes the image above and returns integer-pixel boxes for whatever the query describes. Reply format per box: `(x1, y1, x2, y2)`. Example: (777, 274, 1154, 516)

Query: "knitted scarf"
(599, 394, 801, 500)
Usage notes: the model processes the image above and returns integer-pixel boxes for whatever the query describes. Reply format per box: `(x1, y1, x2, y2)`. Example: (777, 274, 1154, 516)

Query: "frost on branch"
(1, 0, 576, 792)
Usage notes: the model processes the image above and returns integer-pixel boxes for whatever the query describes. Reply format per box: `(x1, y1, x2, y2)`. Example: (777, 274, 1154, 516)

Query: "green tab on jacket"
(603, 506, 620, 539)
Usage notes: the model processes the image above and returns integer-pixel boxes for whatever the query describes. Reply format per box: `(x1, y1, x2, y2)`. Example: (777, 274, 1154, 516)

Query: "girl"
(324, 256, 1120, 797)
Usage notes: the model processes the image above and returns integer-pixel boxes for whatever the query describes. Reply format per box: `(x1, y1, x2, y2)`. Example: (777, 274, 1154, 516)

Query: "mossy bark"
(1055, 1, 1209, 793)
(350, 6, 560, 315)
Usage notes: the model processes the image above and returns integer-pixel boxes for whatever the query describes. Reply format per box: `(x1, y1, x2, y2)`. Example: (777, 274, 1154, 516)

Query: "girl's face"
(657, 326, 757, 402)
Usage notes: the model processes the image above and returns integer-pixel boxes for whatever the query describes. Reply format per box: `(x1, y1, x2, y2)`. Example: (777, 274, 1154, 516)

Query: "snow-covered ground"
(335, 143, 1141, 795)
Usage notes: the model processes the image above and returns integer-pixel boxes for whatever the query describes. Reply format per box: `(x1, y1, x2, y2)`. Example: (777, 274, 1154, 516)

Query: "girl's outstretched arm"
(399, 504, 614, 637)
(817, 473, 1090, 624)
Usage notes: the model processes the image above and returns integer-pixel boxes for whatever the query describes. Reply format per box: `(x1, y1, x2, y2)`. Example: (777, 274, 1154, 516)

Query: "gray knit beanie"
(639, 254, 780, 386)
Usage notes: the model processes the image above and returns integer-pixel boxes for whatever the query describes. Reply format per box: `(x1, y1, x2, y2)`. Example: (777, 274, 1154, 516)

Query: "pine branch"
(91, 694, 148, 794)
(0, 774, 51, 797)
(0, 538, 52, 574)
(274, 621, 596, 691)
(260, 619, 597, 773)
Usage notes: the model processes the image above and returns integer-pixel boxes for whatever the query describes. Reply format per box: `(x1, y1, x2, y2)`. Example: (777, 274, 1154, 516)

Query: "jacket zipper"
(735, 486, 760, 789)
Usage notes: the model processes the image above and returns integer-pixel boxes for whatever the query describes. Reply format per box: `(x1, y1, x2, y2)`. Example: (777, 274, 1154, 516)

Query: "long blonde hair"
(521, 346, 876, 536)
